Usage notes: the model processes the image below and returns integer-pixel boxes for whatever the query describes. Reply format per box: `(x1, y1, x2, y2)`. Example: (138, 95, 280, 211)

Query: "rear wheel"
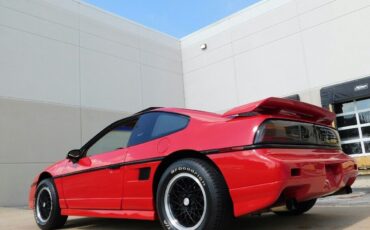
(34, 179, 67, 230)
(156, 158, 232, 230)
(273, 199, 317, 216)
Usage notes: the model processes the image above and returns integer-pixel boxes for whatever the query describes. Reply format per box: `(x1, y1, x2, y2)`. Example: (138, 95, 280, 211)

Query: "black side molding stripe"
(200, 143, 341, 155)
(53, 156, 164, 179)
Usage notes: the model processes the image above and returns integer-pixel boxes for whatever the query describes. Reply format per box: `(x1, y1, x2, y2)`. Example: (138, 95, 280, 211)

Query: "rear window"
(254, 119, 340, 147)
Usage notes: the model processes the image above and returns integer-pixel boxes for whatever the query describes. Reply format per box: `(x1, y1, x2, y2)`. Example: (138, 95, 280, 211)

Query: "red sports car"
(29, 97, 357, 230)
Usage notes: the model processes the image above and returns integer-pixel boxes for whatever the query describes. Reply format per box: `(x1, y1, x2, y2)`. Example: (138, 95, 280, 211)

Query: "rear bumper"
(209, 148, 358, 217)
(277, 160, 357, 202)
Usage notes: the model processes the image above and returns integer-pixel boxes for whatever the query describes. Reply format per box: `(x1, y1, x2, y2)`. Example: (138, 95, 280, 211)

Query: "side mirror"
(67, 149, 83, 162)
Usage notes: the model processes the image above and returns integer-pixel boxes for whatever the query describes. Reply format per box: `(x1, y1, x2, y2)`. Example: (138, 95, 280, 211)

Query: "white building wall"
(181, 0, 370, 112)
(0, 0, 184, 206)
(0, 0, 184, 112)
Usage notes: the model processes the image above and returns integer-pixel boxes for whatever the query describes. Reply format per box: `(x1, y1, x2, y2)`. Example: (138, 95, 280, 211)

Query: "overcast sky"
(84, 0, 261, 38)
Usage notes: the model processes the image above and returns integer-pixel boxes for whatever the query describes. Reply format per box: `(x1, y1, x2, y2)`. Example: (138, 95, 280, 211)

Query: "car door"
(61, 118, 137, 210)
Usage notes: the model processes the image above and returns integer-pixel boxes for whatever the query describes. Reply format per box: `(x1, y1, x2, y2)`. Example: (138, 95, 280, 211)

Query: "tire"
(34, 179, 67, 230)
(273, 198, 317, 216)
(156, 158, 232, 230)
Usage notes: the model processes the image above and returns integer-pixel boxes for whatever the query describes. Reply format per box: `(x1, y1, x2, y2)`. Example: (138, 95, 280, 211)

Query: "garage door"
(335, 98, 370, 156)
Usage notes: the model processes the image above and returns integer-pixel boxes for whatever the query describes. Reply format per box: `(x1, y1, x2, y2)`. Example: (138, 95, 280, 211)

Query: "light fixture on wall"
(200, 43, 207, 50)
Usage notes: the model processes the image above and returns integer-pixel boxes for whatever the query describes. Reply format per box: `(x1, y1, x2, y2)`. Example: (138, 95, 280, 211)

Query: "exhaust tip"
(345, 186, 353, 194)
(271, 199, 297, 212)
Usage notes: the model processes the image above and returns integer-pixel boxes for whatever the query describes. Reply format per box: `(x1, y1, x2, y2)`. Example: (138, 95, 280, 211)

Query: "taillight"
(254, 119, 340, 147)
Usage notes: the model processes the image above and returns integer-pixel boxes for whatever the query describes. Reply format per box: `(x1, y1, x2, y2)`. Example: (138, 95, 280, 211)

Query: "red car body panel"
(61, 148, 126, 210)
(210, 148, 357, 216)
(29, 97, 358, 220)
(223, 97, 336, 125)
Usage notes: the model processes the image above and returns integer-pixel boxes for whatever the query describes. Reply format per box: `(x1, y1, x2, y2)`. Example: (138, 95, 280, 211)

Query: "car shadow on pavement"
(63, 217, 161, 230)
(234, 209, 370, 230)
(62, 206, 370, 230)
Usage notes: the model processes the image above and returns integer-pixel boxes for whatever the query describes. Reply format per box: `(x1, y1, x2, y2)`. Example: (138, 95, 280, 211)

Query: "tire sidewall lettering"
(163, 219, 172, 230)
(170, 166, 206, 187)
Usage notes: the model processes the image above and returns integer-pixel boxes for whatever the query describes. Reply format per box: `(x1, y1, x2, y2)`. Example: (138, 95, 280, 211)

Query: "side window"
(86, 119, 137, 156)
(152, 113, 189, 138)
(128, 112, 189, 146)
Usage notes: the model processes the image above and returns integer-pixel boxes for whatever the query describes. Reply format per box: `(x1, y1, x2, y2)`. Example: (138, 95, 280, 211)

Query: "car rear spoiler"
(223, 97, 335, 125)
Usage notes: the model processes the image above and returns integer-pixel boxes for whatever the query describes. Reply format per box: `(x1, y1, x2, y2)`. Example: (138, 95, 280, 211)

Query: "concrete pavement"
(1, 206, 370, 230)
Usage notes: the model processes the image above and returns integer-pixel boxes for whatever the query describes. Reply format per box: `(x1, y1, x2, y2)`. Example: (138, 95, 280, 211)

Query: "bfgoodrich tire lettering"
(34, 179, 67, 230)
(156, 158, 232, 230)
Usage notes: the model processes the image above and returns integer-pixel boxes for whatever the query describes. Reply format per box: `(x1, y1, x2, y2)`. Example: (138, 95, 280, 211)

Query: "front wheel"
(34, 179, 67, 230)
(156, 158, 232, 230)
(273, 199, 317, 216)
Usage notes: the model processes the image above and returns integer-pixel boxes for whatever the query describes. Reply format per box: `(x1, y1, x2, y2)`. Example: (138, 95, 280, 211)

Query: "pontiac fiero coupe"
(29, 97, 357, 230)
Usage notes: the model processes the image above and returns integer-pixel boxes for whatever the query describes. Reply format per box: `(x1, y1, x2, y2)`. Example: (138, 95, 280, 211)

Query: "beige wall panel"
(0, 97, 81, 164)
(234, 34, 307, 105)
(298, 0, 370, 29)
(302, 6, 370, 89)
(0, 163, 50, 206)
(139, 27, 181, 62)
(80, 31, 140, 63)
(183, 44, 233, 74)
(79, 2, 141, 49)
(141, 66, 185, 108)
(184, 59, 238, 112)
(80, 49, 142, 113)
(230, 0, 297, 41)
(0, 26, 80, 106)
(0, 0, 79, 29)
(81, 107, 128, 145)
(232, 17, 300, 55)
(0, 5, 78, 45)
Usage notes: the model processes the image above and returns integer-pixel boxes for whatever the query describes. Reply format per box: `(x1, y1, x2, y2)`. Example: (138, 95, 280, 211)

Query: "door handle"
(107, 164, 121, 170)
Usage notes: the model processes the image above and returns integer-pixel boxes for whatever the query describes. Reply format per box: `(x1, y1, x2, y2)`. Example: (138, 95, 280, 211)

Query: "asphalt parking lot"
(1, 175, 370, 230)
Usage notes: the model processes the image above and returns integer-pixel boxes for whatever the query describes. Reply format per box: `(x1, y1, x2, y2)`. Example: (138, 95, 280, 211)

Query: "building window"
(335, 98, 370, 155)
